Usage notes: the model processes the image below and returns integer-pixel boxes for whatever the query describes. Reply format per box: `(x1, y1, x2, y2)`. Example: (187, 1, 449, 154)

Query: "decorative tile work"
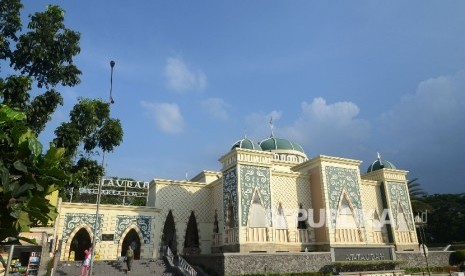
(387, 182, 413, 230)
(157, 184, 213, 224)
(271, 175, 311, 228)
(360, 184, 385, 218)
(325, 166, 363, 228)
(212, 184, 224, 225)
(115, 215, 152, 244)
(223, 167, 238, 227)
(63, 213, 103, 243)
(272, 176, 311, 210)
(240, 165, 272, 226)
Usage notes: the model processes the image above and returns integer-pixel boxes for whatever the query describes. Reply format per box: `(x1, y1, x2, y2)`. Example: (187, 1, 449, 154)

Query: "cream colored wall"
(270, 173, 311, 229)
(360, 181, 389, 244)
(56, 203, 159, 261)
(154, 181, 214, 257)
(211, 181, 224, 231)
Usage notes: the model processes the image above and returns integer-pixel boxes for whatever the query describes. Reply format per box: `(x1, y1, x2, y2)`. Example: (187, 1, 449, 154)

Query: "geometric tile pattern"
(360, 184, 384, 217)
(63, 213, 104, 243)
(115, 215, 152, 244)
(156, 184, 213, 224)
(386, 181, 414, 230)
(325, 166, 363, 228)
(223, 167, 238, 228)
(240, 165, 272, 227)
(212, 183, 224, 226)
(271, 175, 311, 228)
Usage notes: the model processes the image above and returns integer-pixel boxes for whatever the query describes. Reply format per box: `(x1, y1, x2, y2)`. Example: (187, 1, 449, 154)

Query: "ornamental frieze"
(63, 213, 104, 243)
(115, 215, 152, 244)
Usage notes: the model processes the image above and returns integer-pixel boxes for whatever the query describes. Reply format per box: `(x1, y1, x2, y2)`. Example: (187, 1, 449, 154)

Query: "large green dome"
(231, 138, 262, 151)
(367, 156, 397, 173)
(259, 137, 305, 154)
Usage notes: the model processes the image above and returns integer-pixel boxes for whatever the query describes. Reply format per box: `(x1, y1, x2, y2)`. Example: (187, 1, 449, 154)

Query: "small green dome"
(367, 157, 397, 173)
(259, 137, 305, 154)
(231, 138, 262, 151)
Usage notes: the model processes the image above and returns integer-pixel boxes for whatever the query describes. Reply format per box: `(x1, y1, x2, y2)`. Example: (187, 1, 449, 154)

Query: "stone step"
(54, 259, 180, 276)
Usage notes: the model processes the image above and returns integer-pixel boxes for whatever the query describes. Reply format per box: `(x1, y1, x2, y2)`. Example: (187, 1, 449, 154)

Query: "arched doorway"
(69, 228, 91, 261)
(121, 229, 141, 260)
(183, 211, 200, 255)
(162, 210, 177, 254)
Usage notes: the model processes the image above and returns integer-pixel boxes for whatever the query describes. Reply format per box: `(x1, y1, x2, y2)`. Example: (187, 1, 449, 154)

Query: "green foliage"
(0, 105, 68, 242)
(55, 98, 123, 157)
(455, 250, 465, 263)
(404, 266, 459, 274)
(332, 260, 402, 272)
(11, 5, 81, 88)
(0, 0, 124, 241)
(423, 193, 465, 243)
(407, 178, 432, 213)
(54, 98, 123, 190)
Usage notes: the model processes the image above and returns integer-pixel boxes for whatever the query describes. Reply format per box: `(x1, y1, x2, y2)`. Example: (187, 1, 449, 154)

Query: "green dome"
(258, 137, 305, 154)
(367, 158, 397, 173)
(231, 138, 262, 151)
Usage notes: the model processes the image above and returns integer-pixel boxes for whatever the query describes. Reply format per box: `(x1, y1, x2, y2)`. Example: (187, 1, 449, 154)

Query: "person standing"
(125, 244, 134, 273)
(80, 248, 91, 276)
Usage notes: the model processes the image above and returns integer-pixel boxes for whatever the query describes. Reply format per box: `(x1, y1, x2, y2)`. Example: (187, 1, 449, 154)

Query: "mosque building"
(52, 132, 418, 263)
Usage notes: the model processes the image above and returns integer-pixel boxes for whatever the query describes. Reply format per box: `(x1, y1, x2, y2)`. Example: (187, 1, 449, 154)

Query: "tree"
(54, 98, 123, 194)
(407, 178, 432, 214)
(0, 105, 68, 242)
(422, 193, 465, 244)
(0, 0, 123, 238)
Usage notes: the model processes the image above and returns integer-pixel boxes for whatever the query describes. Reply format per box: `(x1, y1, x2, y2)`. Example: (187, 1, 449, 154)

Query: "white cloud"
(140, 101, 184, 133)
(164, 56, 206, 92)
(284, 97, 371, 157)
(375, 70, 465, 193)
(201, 97, 230, 121)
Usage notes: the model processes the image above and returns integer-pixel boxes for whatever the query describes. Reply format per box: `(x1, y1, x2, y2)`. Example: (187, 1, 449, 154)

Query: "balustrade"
(212, 233, 222, 246)
(335, 228, 362, 243)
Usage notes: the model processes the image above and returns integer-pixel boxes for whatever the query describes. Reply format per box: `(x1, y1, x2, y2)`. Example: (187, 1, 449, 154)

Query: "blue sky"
(21, 1, 465, 194)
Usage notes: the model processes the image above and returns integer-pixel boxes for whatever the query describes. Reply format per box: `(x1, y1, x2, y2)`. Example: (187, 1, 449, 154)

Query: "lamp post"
(415, 212, 430, 276)
(89, 60, 115, 276)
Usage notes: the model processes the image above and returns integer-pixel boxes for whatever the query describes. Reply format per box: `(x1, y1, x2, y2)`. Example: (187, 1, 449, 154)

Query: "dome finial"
(269, 116, 275, 137)
(377, 152, 383, 166)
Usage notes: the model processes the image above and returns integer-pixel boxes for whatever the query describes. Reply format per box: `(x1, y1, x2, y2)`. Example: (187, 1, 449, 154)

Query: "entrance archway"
(183, 211, 200, 255)
(162, 210, 177, 253)
(121, 229, 141, 260)
(69, 228, 91, 261)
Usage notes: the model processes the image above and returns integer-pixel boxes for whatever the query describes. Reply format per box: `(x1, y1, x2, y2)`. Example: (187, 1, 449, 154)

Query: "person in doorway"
(80, 248, 91, 276)
(125, 244, 134, 273)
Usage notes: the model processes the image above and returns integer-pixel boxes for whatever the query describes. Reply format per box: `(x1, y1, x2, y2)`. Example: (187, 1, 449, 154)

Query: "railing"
(246, 227, 268, 242)
(165, 246, 197, 276)
(274, 229, 288, 243)
(224, 228, 238, 244)
(165, 246, 175, 267)
(335, 228, 362, 243)
(212, 233, 222, 246)
(297, 229, 311, 243)
(178, 255, 197, 276)
(373, 231, 385, 243)
(396, 231, 412, 243)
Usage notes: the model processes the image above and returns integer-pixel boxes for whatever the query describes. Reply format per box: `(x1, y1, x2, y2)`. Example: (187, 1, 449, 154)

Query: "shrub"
(332, 260, 403, 273)
(455, 250, 465, 263)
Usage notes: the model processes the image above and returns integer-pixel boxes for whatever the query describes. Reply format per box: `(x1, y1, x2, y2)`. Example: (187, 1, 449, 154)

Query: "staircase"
(54, 259, 181, 275)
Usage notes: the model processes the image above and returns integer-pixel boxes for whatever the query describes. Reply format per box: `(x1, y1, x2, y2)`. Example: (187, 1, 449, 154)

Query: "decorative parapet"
(219, 148, 273, 170)
(362, 169, 408, 182)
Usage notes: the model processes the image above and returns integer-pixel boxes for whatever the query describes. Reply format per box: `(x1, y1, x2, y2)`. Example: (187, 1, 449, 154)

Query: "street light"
(415, 212, 430, 276)
(89, 60, 115, 276)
